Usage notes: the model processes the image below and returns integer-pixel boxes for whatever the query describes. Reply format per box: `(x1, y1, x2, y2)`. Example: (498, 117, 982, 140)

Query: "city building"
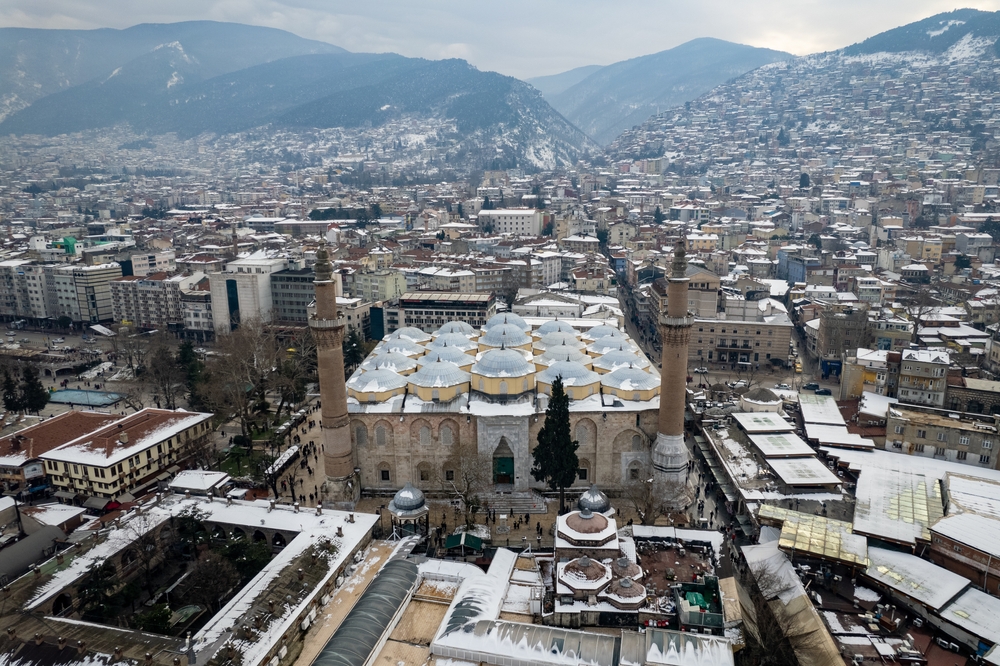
(885, 403, 997, 469)
(110, 272, 203, 331)
(386, 292, 496, 334)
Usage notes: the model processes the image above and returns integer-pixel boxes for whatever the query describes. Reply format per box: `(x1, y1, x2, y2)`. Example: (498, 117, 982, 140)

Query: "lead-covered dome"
(436, 321, 476, 337)
(535, 331, 586, 351)
(427, 333, 478, 353)
(592, 348, 648, 373)
(479, 324, 531, 349)
(407, 359, 471, 388)
(536, 320, 579, 336)
(536, 346, 591, 366)
(537, 360, 600, 387)
(388, 482, 427, 517)
(589, 338, 639, 356)
(583, 325, 624, 341)
(483, 312, 530, 332)
(419, 346, 474, 368)
(472, 348, 533, 378)
(360, 351, 418, 374)
(602, 366, 660, 392)
(386, 327, 432, 343)
(347, 368, 408, 393)
(578, 484, 610, 513)
(379, 338, 425, 357)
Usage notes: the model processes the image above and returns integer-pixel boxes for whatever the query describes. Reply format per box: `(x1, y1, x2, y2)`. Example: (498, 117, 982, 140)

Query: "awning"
(155, 472, 171, 482)
(83, 496, 110, 510)
(53, 491, 78, 500)
(89, 324, 116, 337)
(117, 492, 135, 502)
(444, 532, 483, 551)
(167, 465, 181, 474)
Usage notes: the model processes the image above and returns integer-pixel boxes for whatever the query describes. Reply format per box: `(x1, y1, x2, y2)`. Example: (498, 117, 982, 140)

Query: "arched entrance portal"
(493, 438, 514, 486)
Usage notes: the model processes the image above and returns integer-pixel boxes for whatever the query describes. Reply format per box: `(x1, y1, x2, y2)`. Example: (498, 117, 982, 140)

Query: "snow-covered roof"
(347, 368, 409, 393)
(798, 393, 846, 426)
(747, 433, 814, 458)
(767, 458, 840, 487)
(472, 348, 533, 378)
(537, 361, 600, 387)
(407, 360, 470, 388)
(168, 470, 230, 492)
(360, 351, 418, 374)
(853, 466, 943, 545)
(480, 324, 532, 348)
(428, 333, 479, 352)
(601, 366, 659, 392)
(483, 312, 529, 332)
(940, 588, 1000, 645)
(931, 513, 1000, 557)
(731, 412, 794, 434)
(864, 547, 969, 610)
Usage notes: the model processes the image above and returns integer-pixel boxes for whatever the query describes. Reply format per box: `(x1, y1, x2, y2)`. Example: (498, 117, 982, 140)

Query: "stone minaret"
(652, 241, 692, 500)
(310, 246, 355, 494)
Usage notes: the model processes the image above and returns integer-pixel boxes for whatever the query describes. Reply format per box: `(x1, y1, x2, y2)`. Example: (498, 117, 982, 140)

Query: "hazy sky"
(4, 0, 1000, 79)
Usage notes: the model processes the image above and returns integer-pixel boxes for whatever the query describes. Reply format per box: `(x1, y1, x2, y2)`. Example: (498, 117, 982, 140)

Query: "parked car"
(730, 380, 748, 389)
(694, 367, 709, 374)
(815, 388, 833, 396)
(774, 383, 791, 390)
(52, 337, 65, 343)
(802, 382, 819, 391)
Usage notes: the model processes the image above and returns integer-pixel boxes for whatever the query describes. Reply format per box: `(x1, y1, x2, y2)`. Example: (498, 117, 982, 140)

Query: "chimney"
(76, 640, 86, 656)
(348, 513, 355, 524)
(293, 503, 299, 513)
(226, 497, 232, 506)
(297, 568, 304, 581)
(4, 628, 14, 642)
(268, 500, 274, 513)
(145, 653, 153, 666)
(316, 504, 322, 515)
(336, 526, 343, 537)
(114, 647, 123, 660)
(34, 634, 43, 646)
(57, 637, 66, 650)
(119, 432, 128, 445)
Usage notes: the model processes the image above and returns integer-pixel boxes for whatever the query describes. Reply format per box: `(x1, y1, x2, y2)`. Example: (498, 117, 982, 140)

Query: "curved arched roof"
(601, 366, 660, 392)
(418, 346, 474, 367)
(483, 312, 530, 332)
(435, 321, 476, 337)
(479, 324, 531, 348)
(347, 368, 408, 393)
(359, 351, 417, 374)
(536, 361, 601, 387)
(408, 360, 470, 388)
(427, 333, 478, 352)
(582, 325, 624, 341)
(311, 560, 418, 666)
(386, 327, 432, 343)
(536, 320, 579, 336)
(591, 348, 648, 372)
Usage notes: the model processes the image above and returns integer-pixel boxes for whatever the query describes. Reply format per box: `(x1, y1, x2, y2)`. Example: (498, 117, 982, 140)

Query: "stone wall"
(351, 408, 659, 494)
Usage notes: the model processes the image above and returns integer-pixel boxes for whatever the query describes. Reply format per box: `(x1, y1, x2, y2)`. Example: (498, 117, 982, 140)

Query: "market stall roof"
(864, 547, 968, 610)
(853, 466, 943, 545)
(798, 393, 846, 426)
(803, 423, 875, 449)
(930, 513, 1000, 558)
(731, 412, 794, 434)
(758, 505, 867, 566)
(767, 457, 841, 487)
(747, 433, 814, 458)
(940, 588, 1000, 646)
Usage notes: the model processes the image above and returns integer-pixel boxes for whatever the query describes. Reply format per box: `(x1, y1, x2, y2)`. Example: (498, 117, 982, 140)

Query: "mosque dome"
(483, 312, 530, 332)
(436, 321, 476, 337)
(407, 359, 470, 388)
(386, 327, 431, 343)
(589, 338, 639, 356)
(577, 484, 610, 513)
(388, 482, 426, 516)
(418, 346, 474, 368)
(427, 333, 478, 352)
(537, 361, 600, 387)
(379, 338, 425, 357)
(583, 325, 624, 341)
(479, 324, 531, 348)
(346, 368, 408, 393)
(602, 366, 660, 392)
(537, 346, 590, 366)
(472, 348, 533, 378)
(536, 320, 579, 336)
(535, 331, 585, 350)
(592, 349, 648, 372)
(360, 351, 417, 374)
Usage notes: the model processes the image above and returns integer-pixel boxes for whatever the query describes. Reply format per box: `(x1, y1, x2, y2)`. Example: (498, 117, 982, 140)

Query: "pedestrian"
(536, 522, 542, 536)
(524, 512, 530, 524)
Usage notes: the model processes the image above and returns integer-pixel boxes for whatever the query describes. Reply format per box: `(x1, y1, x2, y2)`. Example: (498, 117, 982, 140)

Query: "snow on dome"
(602, 365, 659, 392)
(479, 324, 531, 348)
(583, 324, 624, 341)
(743, 387, 781, 403)
(536, 320, 579, 336)
(418, 346, 473, 367)
(427, 332, 478, 352)
(537, 346, 589, 366)
(378, 338, 425, 356)
(537, 360, 600, 387)
(472, 348, 533, 378)
(589, 338, 639, 356)
(346, 368, 408, 393)
(360, 351, 417, 374)
(535, 331, 585, 350)
(578, 484, 610, 513)
(592, 348, 648, 372)
(483, 312, 530, 332)
(407, 359, 470, 388)
(386, 326, 431, 343)
(389, 482, 426, 512)
(435, 321, 476, 337)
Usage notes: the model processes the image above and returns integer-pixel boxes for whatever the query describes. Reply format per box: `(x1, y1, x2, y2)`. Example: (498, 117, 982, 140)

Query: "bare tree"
(183, 551, 240, 612)
(441, 439, 493, 528)
(739, 562, 812, 666)
(620, 461, 688, 526)
(119, 513, 164, 595)
(108, 325, 150, 377)
(141, 335, 186, 409)
(900, 281, 939, 345)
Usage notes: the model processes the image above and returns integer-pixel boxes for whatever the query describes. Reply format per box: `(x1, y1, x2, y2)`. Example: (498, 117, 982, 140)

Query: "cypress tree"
(531, 377, 579, 512)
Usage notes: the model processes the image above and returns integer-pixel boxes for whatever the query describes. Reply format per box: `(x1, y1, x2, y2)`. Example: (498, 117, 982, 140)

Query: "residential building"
(53, 263, 123, 324)
(271, 268, 316, 326)
(386, 292, 496, 333)
(885, 403, 997, 469)
(349, 269, 408, 303)
(897, 349, 950, 407)
(41, 408, 215, 502)
(110, 272, 203, 331)
(208, 251, 288, 332)
(130, 251, 176, 277)
(181, 279, 214, 342)
(689, 309, 793, 368)
(477, 208, 544, 235)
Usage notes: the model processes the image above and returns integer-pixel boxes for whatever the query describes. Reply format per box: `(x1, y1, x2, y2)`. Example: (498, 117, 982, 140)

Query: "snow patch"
(927, 19, 965, 37)
(944, 33, 997, 61)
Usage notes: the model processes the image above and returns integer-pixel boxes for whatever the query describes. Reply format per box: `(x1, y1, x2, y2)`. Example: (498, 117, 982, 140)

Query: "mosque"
(311, 243, 693, 501)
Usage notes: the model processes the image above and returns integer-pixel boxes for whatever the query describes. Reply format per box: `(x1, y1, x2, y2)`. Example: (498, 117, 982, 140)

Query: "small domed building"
(387, 482, 428, 536)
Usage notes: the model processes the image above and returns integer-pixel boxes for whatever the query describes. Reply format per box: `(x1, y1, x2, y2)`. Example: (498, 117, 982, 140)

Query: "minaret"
(652, 240, 692, 502)
(310, 246, 356, 496)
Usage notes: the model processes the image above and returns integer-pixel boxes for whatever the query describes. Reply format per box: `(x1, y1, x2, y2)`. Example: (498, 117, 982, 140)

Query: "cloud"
(2, 0, 1000, 79)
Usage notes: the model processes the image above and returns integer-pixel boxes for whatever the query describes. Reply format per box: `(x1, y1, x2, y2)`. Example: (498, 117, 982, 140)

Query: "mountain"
(540, 38, 792, 145)
(0, 21, 344, 122)
(526, 65, 603, 97)
(0, 42, 596, 170)
(843, 8, 1000, 57)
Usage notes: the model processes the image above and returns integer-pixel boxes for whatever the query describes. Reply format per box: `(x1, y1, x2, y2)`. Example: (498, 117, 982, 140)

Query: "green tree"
(456, 202, 464, 218)
(78, 561, 119, 619)
(369, 202, 383, 220)
(596, 229, 609, 246)
(343, 327, 368, 373)
(808, 234, 823, 250)
(531, 377, 579, 512)
(57, 315, 73, 330)
(955, 254, 973, 270)
(137, 604, 172, 633)
(653, 206, 666, 224)
(980, 218, 1000, 240)
(2, 371, 23, 413)
(799, 173, 810, 189)
(19, 366, 49, 414)
(355, 207, 370, 228)
(482, 195, 494, 210)
(777, 128, 789, 146)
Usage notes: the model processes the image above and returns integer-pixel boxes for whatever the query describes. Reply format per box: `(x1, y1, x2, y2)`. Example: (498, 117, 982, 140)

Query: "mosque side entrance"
(492, 438, 515, 484)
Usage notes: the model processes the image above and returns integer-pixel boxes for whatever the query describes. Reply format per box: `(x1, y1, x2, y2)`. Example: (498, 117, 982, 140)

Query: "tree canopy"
(531, 377, 579, 512)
